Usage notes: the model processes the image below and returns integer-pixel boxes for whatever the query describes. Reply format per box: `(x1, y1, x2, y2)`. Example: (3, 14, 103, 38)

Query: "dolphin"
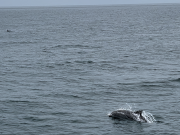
(108, 109, 147, 122)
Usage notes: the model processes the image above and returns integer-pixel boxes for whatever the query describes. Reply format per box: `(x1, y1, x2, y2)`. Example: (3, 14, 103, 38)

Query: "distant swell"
(52, 44, 90, 49)
(170, 78, 180, 82)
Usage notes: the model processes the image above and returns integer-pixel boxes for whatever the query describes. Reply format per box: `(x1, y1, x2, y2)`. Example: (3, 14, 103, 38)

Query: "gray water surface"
(1, 4, 180, 135)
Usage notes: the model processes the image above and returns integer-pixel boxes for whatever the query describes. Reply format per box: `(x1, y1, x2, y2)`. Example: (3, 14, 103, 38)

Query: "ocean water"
(1, 4, 180, 134)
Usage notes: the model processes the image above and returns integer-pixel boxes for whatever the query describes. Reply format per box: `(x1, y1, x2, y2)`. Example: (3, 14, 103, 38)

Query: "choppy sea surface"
(1, 4, 180, 135)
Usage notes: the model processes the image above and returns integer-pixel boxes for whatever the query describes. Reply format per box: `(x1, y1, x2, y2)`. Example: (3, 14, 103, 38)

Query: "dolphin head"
(134, 110, 143, 115)
(134, 110, 147, 122)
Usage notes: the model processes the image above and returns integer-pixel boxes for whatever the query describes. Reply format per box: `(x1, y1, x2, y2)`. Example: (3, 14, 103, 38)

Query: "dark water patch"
(140, 84, 164, 88)
(18, 65, 34, 69)
(104, 91, 118, 95)
(117, 82, 137, 86)
(139, 80, 175, 88)
(153, 115, 164, 123)
(72, 95, 83, 99)
(77, 51, 87, 54)
(99, 60, 113, 63)
(42, 48, 54, 54)
(37, 80, 53, 84)
(64, 61, 72, 64)
(6, 100, 31, 103)
(75, 60, 95, 64)
(60, 93, 84, 99)
(69, 119, 88, 124)
(51, 111, 72, 116)
(23, 116, 47, 122)
(54, 63, 65, 66)
(3, 100, 50, 110)
(52, 44, 90, 49)
(2, 41, 38, 45)
(31, 88, 42, 91)
(79, 101, 97, 106)
(44, 63, 68, 69)
(157, 93, 174, 97)
(41, 92, 87, 100)
(171, 78, 180, 82)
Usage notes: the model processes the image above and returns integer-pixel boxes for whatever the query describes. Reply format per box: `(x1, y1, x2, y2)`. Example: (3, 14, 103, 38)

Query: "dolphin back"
(109, 110, 135, 120)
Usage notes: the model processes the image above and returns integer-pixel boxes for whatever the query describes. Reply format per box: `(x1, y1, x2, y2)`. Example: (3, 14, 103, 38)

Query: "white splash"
(131, 111, 156, 123)
(141, 111, 156, 123)
(118, 103, 134, 111)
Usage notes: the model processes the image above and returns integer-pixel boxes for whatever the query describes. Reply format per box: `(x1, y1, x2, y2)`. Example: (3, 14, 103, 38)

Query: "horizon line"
(0, 2, 180, 8)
